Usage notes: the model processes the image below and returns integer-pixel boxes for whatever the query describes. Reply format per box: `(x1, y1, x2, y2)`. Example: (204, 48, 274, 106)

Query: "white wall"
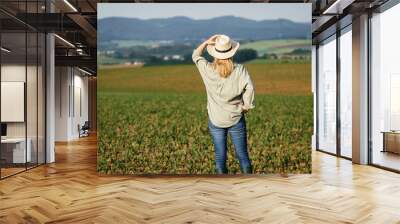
(1, 63, 46, 164)
(55, 66, 70, 141)
(1, 82, 25, 122)
(1, 65, 25, 81)
(0, 65, 38, 138)
(46, 33, 55, 163)
(54, 67, 89, 141)
(352, 14, 369, 164)
(1, 65, 26, 140)
(71, 73, 89, 138)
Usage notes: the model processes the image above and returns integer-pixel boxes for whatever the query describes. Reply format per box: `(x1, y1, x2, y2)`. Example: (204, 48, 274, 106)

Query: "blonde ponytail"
(212, 58, 234, 78)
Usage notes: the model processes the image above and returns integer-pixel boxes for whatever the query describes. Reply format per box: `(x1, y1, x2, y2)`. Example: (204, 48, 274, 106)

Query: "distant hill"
(98, 16, 311, 43)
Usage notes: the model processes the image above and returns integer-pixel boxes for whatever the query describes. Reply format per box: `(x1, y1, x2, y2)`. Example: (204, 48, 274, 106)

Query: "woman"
(192, 34, 255, 174)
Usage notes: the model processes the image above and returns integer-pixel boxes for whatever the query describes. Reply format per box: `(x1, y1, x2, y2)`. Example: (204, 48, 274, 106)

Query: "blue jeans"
(208, 116, 252, 174)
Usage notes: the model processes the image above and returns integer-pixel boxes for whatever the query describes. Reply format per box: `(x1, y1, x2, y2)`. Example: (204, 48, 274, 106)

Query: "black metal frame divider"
(37, 1, 39, 169)
(25, 1, 28, 172)
(0, 0, 47, 179)
(336, 21, 341, 158)
(314, 19, 352, 161)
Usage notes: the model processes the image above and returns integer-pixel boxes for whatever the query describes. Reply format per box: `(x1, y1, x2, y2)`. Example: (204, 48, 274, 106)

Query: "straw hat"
(207, 35, 240, 59)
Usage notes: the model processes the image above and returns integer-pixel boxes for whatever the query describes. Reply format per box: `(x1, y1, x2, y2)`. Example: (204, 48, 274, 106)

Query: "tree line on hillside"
(111, 48, 259, 66)
(107, 46, 310, 66)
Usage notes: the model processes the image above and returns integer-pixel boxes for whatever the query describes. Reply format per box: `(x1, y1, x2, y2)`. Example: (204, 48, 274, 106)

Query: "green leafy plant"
(97, 63, 312, 174)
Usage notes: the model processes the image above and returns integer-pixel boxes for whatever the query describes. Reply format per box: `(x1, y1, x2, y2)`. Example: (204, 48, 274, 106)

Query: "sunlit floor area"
(0, 163, 43, 179)
(372, 150, 400, 171)
(0, 167, 25, 178)
(0, 135, 400, 223)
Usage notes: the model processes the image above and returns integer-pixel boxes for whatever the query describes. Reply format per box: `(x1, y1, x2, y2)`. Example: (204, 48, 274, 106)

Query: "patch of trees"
(233, 49, 258, 63)
(290, 48, 311, 55)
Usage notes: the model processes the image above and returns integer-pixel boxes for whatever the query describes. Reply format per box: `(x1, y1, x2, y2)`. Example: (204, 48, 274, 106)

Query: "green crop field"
(241, 39, 311, 55)
(98, 63, 313, 174)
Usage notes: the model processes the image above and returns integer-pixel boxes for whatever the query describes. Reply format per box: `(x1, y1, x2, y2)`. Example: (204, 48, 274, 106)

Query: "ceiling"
(311, 0, 391, 42)
(0, 0, 99, 75)
(1, 0, 395, 74)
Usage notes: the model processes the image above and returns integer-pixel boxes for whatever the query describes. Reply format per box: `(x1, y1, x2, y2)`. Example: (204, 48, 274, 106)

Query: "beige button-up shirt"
(192, 50, 255, 128)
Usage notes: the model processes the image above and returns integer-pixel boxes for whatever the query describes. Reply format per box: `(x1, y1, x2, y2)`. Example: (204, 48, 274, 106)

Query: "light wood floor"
(1, 167, 26, 177)
(372, 151, 400, 171)
(0, 135, 400, 224)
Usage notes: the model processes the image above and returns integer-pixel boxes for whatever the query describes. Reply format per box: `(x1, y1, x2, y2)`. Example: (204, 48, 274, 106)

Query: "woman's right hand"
(195, 35, 219, 57)
(206, 35, 219, 45)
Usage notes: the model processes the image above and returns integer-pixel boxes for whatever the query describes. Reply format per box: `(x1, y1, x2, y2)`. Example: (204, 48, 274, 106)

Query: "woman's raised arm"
(193, 35, 218, 57)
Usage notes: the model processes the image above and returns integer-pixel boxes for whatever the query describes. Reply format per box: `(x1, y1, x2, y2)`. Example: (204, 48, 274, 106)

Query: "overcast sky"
(98, 3, 311, 23)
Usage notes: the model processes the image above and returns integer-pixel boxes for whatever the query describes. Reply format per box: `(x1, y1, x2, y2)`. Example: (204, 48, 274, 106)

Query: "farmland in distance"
(97, 63, 313, 174)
